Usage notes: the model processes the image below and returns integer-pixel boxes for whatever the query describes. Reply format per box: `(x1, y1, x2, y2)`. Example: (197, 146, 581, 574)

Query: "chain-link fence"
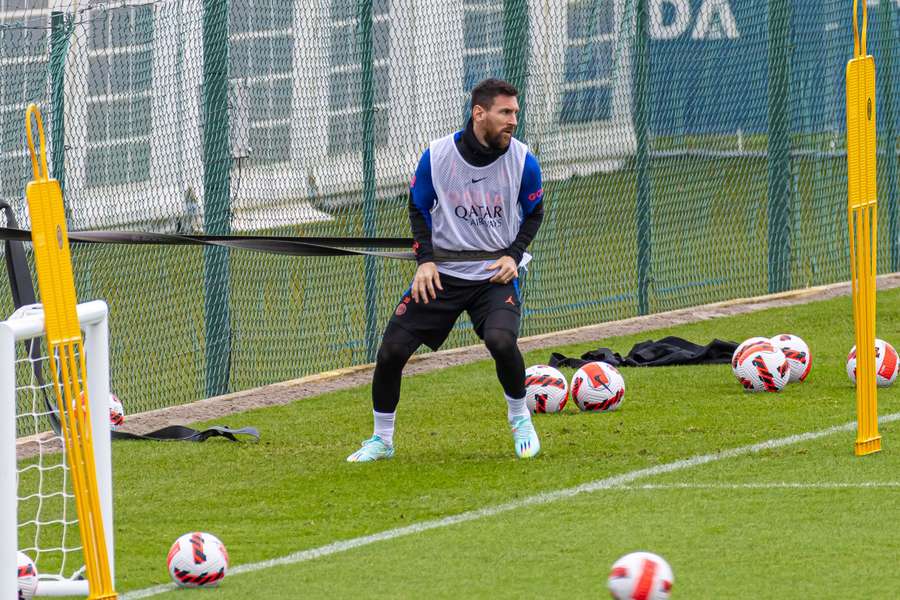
(1, 0, 898, 415)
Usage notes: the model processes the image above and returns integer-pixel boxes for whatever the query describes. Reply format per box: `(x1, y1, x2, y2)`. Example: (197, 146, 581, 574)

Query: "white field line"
(121, 413, 900, 599)
(612, 482, 900, 491)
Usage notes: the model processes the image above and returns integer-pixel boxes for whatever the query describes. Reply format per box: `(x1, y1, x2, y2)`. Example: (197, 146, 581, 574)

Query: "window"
(462, 0, 504, 114)
(85, 4, 154, 187)
(0, 1, 49, 199)
(327, 0, 390, 155)
(560, 0, 614, 124)
(463, 0, 504, 90)
(229, 0, 295, 165)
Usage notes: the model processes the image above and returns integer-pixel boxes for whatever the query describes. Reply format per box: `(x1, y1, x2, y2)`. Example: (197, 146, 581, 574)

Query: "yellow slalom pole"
(24, 105, 117, 599)
(846, 0, 880, 456)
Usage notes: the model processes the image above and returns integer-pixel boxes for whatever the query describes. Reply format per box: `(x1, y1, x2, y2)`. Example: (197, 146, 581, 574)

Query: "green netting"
(0, 0, 898, 415)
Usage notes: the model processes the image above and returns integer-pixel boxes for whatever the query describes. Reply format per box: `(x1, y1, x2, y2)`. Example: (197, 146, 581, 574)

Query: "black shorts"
(385, 273, 522, 351)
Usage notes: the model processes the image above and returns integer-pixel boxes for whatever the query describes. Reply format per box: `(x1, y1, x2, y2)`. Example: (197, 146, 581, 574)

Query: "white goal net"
(1, 301, 114, 597)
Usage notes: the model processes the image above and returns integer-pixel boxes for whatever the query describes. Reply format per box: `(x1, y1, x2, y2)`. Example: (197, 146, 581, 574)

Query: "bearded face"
(473, 94, 519, 150)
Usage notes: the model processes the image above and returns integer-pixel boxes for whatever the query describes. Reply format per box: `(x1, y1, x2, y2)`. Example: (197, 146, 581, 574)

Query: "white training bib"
(428, 132, 528, 280)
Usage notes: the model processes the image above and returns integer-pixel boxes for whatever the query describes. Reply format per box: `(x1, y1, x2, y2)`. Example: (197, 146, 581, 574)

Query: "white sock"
(506, 394, 530, 422)
(373, 410, 395, 446)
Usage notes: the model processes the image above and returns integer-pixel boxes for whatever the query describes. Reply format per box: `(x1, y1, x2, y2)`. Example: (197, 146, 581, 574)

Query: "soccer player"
(347, 78, 544, 462)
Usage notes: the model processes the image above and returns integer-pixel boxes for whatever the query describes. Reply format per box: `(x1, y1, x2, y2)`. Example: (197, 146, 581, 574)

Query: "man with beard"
(347, 78, 545, 462)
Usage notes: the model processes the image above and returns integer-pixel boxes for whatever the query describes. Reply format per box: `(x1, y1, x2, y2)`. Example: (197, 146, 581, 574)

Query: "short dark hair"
(471, 78, 518, 111)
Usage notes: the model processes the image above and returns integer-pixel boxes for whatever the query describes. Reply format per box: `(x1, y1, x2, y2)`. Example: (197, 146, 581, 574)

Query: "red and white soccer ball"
(733, 340, 789, 392)
(571, 361, 625, 412)
(76, 392, 125, 431)
(608, 551, 674, 600)
(847, 339, 899, 387)
(17, 551, 38, 600)
(524, 365, 569, 413)
(769, 334, 812, 383)
(109, 393, 125, 431)
(167, 532, 229, 588)
(731, 336, 769, 377)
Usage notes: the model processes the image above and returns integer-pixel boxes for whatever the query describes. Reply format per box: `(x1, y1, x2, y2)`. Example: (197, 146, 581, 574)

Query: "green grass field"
(54, 285, 897, 599)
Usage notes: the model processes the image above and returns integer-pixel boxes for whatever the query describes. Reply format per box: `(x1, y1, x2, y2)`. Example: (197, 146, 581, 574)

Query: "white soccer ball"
(571, 361, 625, 412)
(847, 339, 899, 387)
(731, 336, 770, 376)
(109, 393, 125, 431)
(769, 334, 812, 383)
(167, 532, 229, 588)
(524, 365, 569, 413)
(17, 551, 38, 600)
(608, 551, 674, 600)
(734, 342, 789, 392)
(77, 392, 125, 431)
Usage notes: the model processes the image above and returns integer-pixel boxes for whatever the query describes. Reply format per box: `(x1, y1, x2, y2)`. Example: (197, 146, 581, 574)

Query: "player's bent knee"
(376, 324, 421, 369)
(483, 328, 518, 358)
(376, 342, 415, 369)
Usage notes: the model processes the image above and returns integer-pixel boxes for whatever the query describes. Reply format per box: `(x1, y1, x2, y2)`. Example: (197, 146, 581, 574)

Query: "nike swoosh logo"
(471, 177, 487, 184)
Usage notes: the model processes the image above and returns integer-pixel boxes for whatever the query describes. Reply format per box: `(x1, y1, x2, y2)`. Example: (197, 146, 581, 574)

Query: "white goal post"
(0, 300, 115, 597)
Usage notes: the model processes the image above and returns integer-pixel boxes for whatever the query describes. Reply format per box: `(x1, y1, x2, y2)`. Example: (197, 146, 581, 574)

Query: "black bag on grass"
(549, 336, 738, 369)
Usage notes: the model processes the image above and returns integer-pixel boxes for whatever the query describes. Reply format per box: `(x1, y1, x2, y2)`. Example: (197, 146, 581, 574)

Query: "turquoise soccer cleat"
(509, 415, 540, 458)
(346, 435, 395, 463)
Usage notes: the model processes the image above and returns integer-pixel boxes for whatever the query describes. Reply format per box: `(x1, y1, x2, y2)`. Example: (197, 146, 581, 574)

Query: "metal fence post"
(635, 0, 652, 315)
(359, 0, 379, 363)
(203, 0, 232, 397)
(767, 0, 792, 293)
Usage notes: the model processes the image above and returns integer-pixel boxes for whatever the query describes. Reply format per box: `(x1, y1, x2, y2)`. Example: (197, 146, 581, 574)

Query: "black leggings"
(372, 325, 526, 413)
